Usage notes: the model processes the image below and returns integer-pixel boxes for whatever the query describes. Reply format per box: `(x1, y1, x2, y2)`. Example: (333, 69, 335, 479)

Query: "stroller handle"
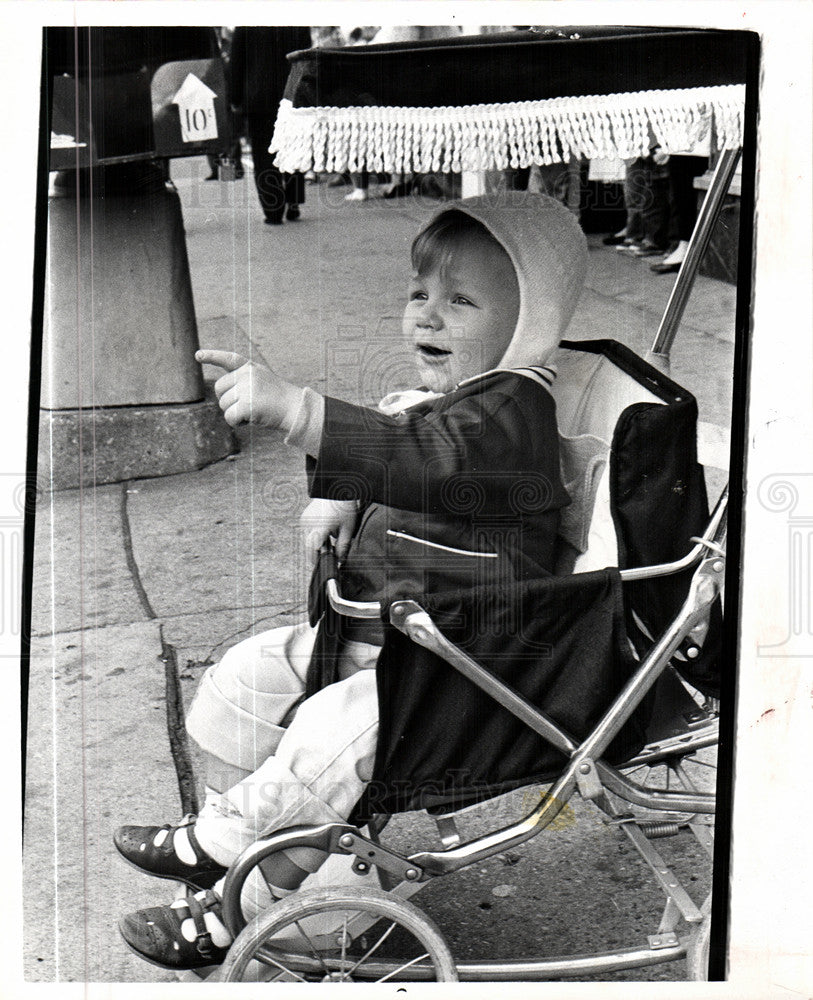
(324, 486, 729, 619)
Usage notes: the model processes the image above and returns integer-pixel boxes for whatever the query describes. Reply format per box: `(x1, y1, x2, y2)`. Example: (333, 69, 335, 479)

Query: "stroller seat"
(346, 339, 721, 818)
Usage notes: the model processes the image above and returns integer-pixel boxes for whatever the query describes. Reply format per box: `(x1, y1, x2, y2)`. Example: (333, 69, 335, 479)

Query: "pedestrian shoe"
(286, 204, 301, 221)
(649, 261, 681, 274)
(114, 814, 227, 890)
(263, 216, 283, 225)
(382, 179, 415, 199)
(602, 232, 628, 246)
(631, 242, 666, 258)
(119, 890, 230, 970)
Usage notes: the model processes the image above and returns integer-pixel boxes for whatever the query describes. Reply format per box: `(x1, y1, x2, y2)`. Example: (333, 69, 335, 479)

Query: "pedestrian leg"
(247, 115, 285, 223)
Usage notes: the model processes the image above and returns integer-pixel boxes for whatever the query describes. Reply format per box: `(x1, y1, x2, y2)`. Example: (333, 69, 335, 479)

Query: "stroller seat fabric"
(344, 341, 722, 818)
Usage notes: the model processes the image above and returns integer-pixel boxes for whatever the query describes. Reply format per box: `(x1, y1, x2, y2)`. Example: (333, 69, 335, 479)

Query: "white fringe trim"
(270, 85, 745, 174)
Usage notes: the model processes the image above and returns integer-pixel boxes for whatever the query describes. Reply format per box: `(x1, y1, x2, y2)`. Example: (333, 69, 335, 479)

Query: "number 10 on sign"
(172, 73, 219, 143)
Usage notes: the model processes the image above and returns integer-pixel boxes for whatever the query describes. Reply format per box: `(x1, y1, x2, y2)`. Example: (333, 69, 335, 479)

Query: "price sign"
(152, 58, 229, 157)
(173, 74, 219, 142)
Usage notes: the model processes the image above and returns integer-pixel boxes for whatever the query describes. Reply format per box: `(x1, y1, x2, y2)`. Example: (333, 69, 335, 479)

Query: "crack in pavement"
(119, 481, 198, 815)
(30, 601, 308, 638)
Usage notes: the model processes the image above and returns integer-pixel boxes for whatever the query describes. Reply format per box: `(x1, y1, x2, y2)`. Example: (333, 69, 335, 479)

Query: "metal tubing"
(327, 493, 728, 617)
(222, 823, 355, 936)
(597, 761, 715, 814)
(622, 724, 719, 768)
(651, 148, 742, 359)
(325, 578, 381, 618)
(406, 558, 723, 874)
(256, 941, 686, 981)
(409, 767, 579, 874)
(620, 490, 727, 581)
(451, 940, 686, 979)
(389, 601, 577, 757)
(452, 941, 686, 979)
(566, 558, 724, 771)
(387, 606, 715, 816)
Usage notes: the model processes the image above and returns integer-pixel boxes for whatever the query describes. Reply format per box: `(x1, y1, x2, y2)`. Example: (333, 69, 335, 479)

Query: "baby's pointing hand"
(196, 350, 302, 431)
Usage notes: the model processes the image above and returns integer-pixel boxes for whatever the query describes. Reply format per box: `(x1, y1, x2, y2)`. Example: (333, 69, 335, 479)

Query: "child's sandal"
(119, 890, 230, 970)
(114, 814, 227, 889)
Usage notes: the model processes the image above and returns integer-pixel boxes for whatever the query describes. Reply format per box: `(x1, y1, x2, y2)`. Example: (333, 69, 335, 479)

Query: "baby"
(116, 193, 588, 970)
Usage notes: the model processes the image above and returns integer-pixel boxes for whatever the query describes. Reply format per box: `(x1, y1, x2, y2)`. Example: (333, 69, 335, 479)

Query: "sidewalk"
(24, 159, 733, 981)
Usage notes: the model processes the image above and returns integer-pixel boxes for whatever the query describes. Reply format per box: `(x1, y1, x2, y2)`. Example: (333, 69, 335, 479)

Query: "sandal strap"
(151, 814, 204, 864)
(184, 821, 209, 864)
(201, 889, 222, 913)
(182, 893, 215, 960)
(156, 813, 195, 835)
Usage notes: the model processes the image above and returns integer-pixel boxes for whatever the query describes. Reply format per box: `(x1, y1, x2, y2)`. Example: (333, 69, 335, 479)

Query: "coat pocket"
(385, 529, 499, 559)
(384, 528, 511, 597)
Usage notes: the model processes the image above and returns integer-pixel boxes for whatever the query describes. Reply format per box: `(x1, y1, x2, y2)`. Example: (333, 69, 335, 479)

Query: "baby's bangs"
(411, 210, 493, 276)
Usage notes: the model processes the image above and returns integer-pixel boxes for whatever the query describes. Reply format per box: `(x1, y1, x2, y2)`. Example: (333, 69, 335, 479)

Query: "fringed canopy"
(269, 27, 751, 173)
(270, 85, 745, 175)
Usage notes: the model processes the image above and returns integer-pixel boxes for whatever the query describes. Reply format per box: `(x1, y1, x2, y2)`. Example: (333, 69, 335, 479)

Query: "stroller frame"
(216, 492, 725, 981)
(208, 147, 742, 985)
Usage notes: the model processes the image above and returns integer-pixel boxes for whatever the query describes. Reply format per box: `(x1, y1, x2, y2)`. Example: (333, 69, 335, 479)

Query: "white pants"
(186, 621, 380, 874)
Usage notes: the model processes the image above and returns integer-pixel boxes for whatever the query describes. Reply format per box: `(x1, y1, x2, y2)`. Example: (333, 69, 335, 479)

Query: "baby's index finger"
(195, 349, 250, 372)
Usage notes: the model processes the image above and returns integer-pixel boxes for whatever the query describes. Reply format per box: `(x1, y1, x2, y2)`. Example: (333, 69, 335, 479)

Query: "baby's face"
(402, 232, 520, 393)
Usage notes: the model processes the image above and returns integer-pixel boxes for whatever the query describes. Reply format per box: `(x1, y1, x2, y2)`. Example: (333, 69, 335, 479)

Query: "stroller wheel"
(686, 911, 711, 980)
(219, 886, 458, 983)
(622, 736, 718, 814)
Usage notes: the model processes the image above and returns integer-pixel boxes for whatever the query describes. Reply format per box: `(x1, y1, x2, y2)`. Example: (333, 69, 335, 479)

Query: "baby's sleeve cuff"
(284, 387, 325, 457)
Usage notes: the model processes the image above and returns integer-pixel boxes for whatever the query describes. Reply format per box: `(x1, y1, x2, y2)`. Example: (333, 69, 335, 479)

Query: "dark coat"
(308, 370, 570, 646)
(229, 26, 312, 115)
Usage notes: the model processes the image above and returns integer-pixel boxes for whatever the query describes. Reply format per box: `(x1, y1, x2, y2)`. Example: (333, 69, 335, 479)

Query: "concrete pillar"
(39, 164, 235, 489)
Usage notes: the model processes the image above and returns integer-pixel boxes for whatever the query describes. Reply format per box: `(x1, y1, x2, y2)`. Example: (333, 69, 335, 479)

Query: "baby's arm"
(313, 389, 545, 514)
(197, 350, 356, 559)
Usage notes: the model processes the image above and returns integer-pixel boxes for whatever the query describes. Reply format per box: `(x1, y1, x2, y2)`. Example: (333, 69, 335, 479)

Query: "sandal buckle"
(196, 930, 214, 959)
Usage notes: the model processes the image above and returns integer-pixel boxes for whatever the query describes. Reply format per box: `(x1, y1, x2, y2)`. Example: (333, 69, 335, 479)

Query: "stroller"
(200, 334, 728, 983)
(187, 28, 748, 983)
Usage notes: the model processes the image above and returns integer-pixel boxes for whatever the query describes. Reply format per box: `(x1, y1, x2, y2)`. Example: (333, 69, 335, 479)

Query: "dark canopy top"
(283, 28, 752, 110)
(271, 28, 753, 175)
